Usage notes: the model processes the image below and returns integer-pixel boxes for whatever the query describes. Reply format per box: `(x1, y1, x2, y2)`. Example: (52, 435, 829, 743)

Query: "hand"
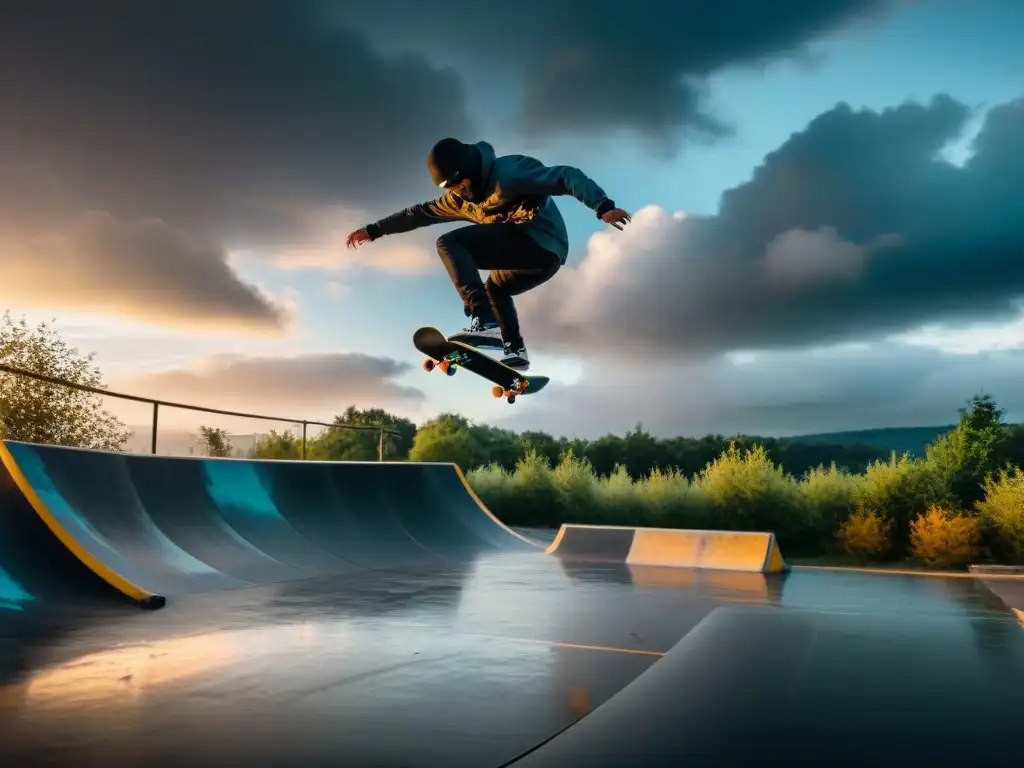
(601, 208, 632, 230)
(346, 228, 372, 249)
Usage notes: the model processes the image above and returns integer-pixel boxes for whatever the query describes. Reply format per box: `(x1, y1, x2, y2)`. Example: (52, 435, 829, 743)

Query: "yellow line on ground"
(496, 635, 665, 657)
(792, 565, 1023, 580)
(552, 641, 665, 657)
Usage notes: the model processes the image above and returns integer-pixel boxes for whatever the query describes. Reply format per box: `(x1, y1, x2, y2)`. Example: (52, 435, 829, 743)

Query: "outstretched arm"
(365, 192, 466, 240)
(504, 156, 618, 219)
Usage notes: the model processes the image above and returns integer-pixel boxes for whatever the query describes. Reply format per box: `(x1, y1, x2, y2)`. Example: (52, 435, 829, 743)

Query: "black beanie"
(427, 138, 472, 187)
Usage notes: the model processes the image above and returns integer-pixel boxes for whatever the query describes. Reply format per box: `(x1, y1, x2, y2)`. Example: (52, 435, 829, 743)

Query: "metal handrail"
(0, 362, 399, 460)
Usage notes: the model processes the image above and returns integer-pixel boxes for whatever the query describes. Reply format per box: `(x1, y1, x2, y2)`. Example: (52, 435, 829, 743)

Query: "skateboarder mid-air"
(346, 138, 631, 370)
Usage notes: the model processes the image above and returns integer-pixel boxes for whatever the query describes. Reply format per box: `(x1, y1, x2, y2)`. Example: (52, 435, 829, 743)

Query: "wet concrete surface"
(978, 577, 1024, 612)
(1, 549, 1022, 766)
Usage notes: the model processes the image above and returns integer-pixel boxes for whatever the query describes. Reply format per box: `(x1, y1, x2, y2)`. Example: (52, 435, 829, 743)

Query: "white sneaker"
(501, 343, 530, 370)
(449, 316, 503, 349)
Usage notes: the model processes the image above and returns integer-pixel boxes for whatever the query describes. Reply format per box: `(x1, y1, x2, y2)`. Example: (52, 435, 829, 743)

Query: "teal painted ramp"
(0, 441, 538, 610)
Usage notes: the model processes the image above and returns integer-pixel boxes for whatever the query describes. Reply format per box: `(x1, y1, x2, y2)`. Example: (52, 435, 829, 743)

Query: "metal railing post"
(151, 403, 159, 454)
(0, 362, 400, 457)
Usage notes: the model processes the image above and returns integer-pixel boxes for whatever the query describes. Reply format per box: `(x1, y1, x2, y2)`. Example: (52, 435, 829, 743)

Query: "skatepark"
(1, 439, 1022, 766)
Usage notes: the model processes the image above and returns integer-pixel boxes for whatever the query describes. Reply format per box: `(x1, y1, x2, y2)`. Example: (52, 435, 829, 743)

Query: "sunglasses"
(439, 171, 464, 189)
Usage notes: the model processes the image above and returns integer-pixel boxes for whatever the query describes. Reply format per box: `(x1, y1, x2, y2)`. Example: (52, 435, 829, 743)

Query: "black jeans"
(435, 223, 561, 349)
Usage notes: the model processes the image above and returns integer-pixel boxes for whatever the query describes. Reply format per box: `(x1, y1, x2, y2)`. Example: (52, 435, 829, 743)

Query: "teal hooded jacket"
(365, 141, 616, 264)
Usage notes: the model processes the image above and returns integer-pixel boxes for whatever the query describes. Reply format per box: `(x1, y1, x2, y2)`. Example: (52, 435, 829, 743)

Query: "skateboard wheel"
(491, 385, 504, 398)
(423, 359, 435, 372)
(445, 365, 457, 377)
(438, 359, 450, 374)
(507, 394, 516, 404)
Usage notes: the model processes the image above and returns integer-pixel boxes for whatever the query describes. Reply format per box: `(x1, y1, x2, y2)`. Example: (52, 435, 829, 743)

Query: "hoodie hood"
(472, 140, 495, 182)
(445, 140, 495, 203)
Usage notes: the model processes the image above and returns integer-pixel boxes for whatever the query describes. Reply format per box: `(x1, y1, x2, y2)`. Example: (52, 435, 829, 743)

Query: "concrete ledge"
(968, 564, 1024, 575)
(547, 524, 787, 573)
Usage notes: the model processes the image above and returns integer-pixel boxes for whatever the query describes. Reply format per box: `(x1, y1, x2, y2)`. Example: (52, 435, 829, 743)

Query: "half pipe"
(0, 440, 539, 611)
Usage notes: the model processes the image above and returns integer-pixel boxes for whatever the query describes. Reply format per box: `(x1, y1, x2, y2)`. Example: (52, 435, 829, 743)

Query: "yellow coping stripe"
(627, 528, 788, 573)
(0, 441, 161, 607)
(451, 464, 540, 547)
(544, 524, 569, 554)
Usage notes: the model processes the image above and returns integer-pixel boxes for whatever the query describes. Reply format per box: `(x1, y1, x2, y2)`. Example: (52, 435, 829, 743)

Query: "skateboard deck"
(413, 326, 550, 403)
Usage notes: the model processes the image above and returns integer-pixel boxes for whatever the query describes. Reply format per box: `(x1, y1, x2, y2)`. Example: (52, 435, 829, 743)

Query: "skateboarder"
(346, 138, 631, 370)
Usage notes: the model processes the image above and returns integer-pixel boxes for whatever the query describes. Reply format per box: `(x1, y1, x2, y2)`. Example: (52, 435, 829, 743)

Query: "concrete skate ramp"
(509, 605, 1022, 766)
(547, 524, 788, 573)
(0, 441, 538, 610)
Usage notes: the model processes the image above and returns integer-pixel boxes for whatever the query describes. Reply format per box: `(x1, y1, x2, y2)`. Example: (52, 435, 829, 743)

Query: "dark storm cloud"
(0, 0, 472, 325)
(335, 0, 890, 148)
(521, 94, 1024, 358)
(1, 212, 288, 332)
(0, 0, 471, 235)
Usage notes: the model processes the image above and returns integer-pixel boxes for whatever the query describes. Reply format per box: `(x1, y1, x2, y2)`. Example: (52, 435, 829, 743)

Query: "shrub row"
(467, 445, 1024, 568)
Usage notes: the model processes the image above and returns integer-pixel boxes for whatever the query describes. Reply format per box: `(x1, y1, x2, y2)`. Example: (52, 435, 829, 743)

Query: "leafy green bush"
(460, 402, 1024, 567)
(465, 463, 517, 520)
(909, 505, 981, 569)
(637, 467, 708, 529)
(855, 452, 943, 558)
(975, 468, 1024, 563)
(596, 464, 646, 525)
(838, 507, 892, 563)
(503, 449, 563, 527)
(799, 463, 862, 551)
(692, 443, 806, 546)
(550, 450, 601, 524)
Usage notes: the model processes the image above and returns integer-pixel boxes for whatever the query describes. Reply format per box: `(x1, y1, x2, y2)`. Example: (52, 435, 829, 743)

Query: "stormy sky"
(1, 0, 1022, 438)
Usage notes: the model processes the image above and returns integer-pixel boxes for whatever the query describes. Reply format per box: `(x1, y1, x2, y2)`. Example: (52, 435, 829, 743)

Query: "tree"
(468, 423, 522, 470)
(0, 312, 131, 450)
(519, 430, 564, 467)
(254, 428, 302, 459)
(998, 424, 1024, 471)
(408, 413, 476, 468)
(198, 426, 233, 457)
(622, 423, 662, 478)
(925, 393, 1007, 510)
(584, 434, 627, 477)
(309, 406, 417, 461)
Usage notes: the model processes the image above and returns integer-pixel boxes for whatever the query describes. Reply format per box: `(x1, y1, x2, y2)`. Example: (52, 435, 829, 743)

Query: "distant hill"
(781, 425, 956, 457)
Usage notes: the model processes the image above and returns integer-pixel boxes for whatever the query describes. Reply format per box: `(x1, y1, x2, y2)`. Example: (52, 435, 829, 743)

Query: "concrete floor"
(1, 551, 1022, 766)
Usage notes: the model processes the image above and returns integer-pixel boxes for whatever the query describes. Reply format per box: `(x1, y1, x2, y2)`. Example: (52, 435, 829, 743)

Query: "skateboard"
(413, 326, 550, 404)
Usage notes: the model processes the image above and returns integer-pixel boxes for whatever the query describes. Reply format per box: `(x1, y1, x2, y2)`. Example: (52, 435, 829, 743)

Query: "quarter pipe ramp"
(0, 441, 539, 611)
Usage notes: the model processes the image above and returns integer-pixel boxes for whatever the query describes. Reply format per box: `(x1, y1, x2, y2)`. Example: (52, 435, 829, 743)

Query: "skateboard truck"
(491, 376, 529, 404)
(422, 349, 471, 377)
